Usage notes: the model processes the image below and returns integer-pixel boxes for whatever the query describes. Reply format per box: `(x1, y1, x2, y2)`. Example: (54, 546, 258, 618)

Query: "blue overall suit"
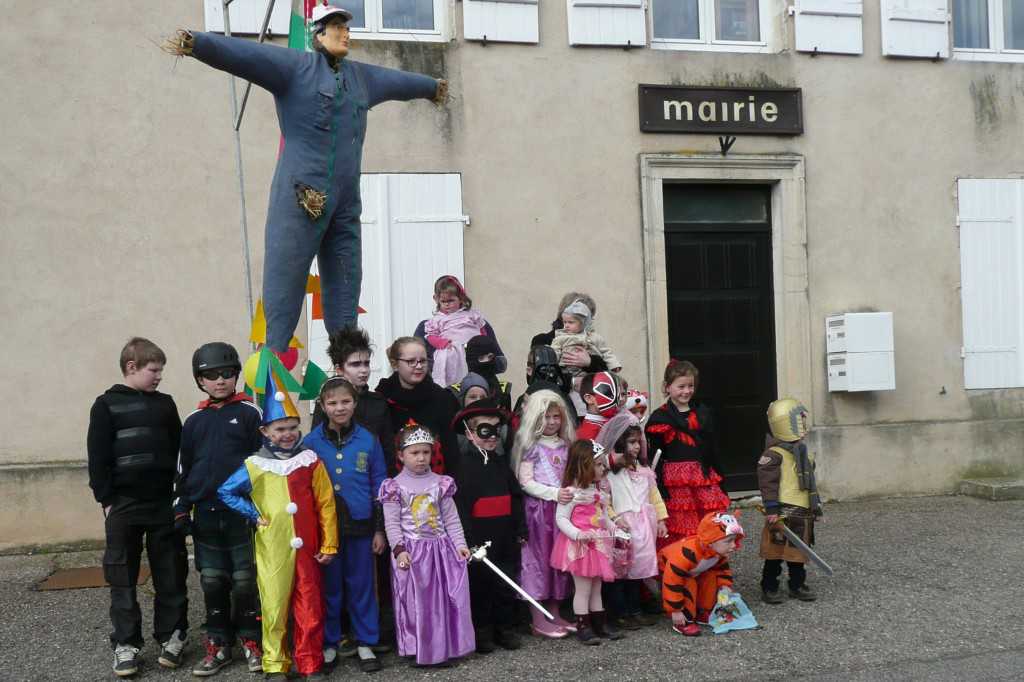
(191, 33, 440, 350)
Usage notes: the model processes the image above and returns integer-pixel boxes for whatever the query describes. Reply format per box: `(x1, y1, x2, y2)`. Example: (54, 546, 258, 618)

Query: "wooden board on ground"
(36, 566, 151, 590)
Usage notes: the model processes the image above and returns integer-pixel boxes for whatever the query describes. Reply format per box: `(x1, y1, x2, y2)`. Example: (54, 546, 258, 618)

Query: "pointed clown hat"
(262, 362, 300, 425)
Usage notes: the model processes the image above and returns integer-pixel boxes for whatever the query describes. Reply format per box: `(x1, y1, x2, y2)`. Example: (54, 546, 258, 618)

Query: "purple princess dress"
(379, 470, 475, 665)
(518, 436, 572, 601)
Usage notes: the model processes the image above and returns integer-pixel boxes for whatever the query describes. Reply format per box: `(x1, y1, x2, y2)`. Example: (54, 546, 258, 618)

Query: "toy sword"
(757, 506, 834, 577)
(470, 541, 555, 621)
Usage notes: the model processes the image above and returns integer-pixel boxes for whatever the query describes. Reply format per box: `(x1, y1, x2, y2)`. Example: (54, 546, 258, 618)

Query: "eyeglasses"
(398, 358, 428, 368)
(199, 368, 238, 381)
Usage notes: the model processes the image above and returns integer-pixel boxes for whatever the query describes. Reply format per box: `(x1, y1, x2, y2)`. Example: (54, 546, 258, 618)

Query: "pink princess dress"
(379, 470, 475, 665)
(604, 466, 664, 579)
(550, 486, 617, 582)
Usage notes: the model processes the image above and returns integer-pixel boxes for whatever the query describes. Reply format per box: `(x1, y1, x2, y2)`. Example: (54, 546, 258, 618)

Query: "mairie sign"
(639, 85, 803, 136)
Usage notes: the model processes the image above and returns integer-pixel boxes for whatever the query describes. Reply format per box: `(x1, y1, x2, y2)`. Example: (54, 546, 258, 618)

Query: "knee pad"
(231, 570, 255, 596)
(200, 568, 231, 594)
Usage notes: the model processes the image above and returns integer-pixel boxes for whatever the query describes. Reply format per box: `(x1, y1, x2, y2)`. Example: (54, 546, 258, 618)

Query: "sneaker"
(322, 645, 338, 671)
(761, 588, 785, 604)
(494, 628, 522, 650)
(356, 646, 382, 673)
(338, 637, 359, 658)
(671, 621, 701, 637)
(113, 644, 140, 677)
(192, 637, 232, 676)
(159, 629, 187, 668)
(789, 585, 817, 601)
(242, 638, 262, 673)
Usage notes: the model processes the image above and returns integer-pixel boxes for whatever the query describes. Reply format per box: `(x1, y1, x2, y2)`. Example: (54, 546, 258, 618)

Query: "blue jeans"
(263, 201, 362, 351)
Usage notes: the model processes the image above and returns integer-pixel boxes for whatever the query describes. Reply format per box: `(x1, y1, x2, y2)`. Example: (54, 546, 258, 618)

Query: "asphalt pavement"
(2, 495, 1022, 681)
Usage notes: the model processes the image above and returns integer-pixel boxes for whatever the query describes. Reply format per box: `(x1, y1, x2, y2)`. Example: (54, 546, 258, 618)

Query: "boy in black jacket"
(87, 337, 188, 678)
(448, 399, 526, 654)
(174, 343, 263, 676)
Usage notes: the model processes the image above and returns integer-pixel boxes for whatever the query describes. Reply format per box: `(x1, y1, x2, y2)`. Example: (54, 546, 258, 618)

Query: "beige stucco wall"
(3, 1, 1024, 546)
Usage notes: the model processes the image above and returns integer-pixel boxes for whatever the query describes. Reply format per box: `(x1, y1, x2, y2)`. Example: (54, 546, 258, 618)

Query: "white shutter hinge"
(960, 347, 966, 358)
(787, 5, 796, 16)
(955, 214, 960, 228)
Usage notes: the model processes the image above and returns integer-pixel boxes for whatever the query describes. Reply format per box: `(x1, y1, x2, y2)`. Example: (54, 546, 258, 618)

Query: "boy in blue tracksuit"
(304, 377, 387, 672)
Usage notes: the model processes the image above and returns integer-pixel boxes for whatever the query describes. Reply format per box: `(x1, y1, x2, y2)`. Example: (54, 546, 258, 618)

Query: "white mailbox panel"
(827, 351, 896, 392)
(826, 312, 894, 354)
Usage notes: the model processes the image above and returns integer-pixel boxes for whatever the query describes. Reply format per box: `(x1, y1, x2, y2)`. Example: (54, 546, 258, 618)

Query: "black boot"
(589, 611, 624, 640)
(475, 628, 495, 654)
(575, 614, 600, 646)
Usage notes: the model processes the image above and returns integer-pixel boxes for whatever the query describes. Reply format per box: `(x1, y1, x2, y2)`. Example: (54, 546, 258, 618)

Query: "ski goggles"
(199, 368, 239, 381)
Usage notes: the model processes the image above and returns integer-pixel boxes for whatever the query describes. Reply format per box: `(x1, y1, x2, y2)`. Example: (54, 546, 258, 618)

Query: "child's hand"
(457, 547, 472, 561)
(657, 520, 669, 538)
(426, 334, 450, 350)
(614, 516, 629, 530)
(766, 514, 780, 525)
(578, 530, 596, 542)
(372, 532, 387, 556)
(396, 551, 413, 569)
(256, 517, 269, 527)
(315, 552, 334, 565)
(557, 487, 574, 504)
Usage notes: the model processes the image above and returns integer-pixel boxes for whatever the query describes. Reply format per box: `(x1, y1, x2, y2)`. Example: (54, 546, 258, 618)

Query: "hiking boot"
(494, 628, 522, 650)
(574, 614, 600, 646)
(158, 629, 187, 668)
(672, 621, 701, 637)
(634, 612, 660, 627)
(789, 585, 817, 601)
(474, 629, 496, 654)
(113, 644, 140, 677)
(589, 611, 624, 640)
(241, 638, 262, 673)
(356, 645, 382, 673)
(614, 614, 643, 631)
(192, 637, 232, 676)
(761, 588, 785, 604)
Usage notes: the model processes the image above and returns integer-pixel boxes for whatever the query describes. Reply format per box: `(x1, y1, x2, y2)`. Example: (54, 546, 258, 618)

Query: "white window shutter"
(308, 174, 466, 390)
(958, 179, 1023, 389)
(204, 0, 292, 35)
(567, 0, 647, 47)
(881, 0, 950, 58)
(464, 0, 539, 44)
(794, 0, 864, 55)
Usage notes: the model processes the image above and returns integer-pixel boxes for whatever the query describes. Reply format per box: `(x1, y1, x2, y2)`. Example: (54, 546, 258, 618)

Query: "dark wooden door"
(662, 184, 776, 491)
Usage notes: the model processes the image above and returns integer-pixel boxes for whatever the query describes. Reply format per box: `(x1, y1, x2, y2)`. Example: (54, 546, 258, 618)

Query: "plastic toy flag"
(298, 360, 329, 400)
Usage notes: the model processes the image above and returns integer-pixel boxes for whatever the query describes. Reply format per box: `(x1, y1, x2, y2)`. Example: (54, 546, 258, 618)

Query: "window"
(203, 0, 292, 35)
(954, 0, 1024, 60)
(336, 0, 448, 41)
(957, 178, 1024, 389)
(652, 0, 771, 52)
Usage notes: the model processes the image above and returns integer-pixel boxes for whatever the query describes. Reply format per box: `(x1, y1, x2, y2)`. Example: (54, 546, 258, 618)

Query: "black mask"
(469, 422, 501, 440)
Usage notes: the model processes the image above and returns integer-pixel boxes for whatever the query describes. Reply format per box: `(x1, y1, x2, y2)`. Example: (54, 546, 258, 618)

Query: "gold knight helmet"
(766, 398, 810, 442)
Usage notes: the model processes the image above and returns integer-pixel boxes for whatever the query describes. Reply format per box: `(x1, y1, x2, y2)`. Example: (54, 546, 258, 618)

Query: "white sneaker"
(113, 644, 140, 677)
(323, 646, 338, 667)
(158, 629, 187, 668)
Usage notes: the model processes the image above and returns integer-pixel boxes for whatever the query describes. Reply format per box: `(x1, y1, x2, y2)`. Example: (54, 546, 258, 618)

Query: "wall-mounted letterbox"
(826, 313, 895, 392)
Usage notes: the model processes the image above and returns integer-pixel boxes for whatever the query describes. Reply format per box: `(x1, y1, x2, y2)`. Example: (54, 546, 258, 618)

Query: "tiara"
(399, 426, 435, 449)
(590, 439, 606, 460)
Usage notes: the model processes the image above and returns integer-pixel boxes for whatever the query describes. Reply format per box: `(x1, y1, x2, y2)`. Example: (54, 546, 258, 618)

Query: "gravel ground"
(2, 495, 1022, 681)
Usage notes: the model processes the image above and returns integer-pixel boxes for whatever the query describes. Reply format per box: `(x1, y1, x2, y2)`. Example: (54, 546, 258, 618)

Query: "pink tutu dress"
(604, 466, 664, 579)
(550, 486, 616, 582)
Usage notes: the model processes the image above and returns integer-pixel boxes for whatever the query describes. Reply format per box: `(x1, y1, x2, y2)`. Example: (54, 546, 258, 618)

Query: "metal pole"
(234, 0, 278, 131)
(223, 0, 256, 322)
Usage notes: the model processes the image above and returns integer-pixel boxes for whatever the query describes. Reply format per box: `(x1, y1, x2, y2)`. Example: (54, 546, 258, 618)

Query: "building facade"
(3, 0, 1024, 547)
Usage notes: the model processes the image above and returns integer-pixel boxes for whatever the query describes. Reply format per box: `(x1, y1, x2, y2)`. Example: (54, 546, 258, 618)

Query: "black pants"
(761, 560, 806, 591)
(468, 558, 517, 635)
(604, 579, 642, 617)
(103, 504, 188, 648)
(193, 507, 259, 643)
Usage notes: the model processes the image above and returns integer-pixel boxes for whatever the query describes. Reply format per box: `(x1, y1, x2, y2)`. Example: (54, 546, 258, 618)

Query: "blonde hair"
(511, 390, 575, 472)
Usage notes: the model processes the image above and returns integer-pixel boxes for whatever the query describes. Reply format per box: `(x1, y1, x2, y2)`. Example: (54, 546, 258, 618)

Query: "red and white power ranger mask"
(589, 371, 621, 419)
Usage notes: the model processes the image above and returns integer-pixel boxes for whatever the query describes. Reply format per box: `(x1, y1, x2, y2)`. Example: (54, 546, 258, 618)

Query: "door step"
(959, 477, 1024, 501)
